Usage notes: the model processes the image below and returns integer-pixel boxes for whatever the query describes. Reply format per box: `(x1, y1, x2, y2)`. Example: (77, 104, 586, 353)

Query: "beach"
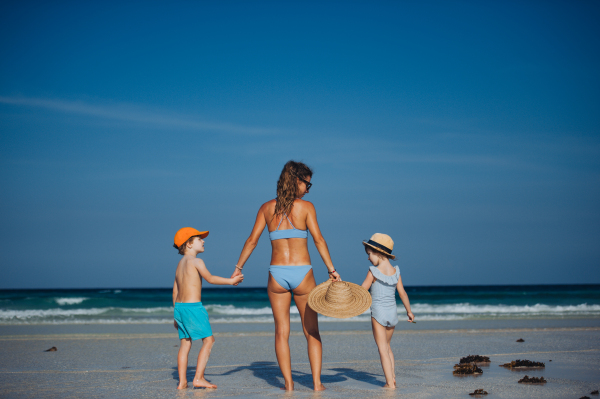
(1, 319, 599, 398)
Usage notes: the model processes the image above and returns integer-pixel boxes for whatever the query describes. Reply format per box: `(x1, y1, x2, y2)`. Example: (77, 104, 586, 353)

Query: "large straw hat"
(363, 233, 396, 260)
(308, 280, 372, 318)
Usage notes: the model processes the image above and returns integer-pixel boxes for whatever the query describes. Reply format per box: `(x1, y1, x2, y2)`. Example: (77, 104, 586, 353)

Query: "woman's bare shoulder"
(294, 199, 315, 210)
(260, 199, 277, 213)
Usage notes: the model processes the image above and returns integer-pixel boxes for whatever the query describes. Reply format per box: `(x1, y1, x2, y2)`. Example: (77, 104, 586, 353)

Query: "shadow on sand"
(172, 362, 390, 389)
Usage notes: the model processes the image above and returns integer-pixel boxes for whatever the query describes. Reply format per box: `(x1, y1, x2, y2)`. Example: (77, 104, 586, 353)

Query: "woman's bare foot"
(193, 378, 217, 389)
(314, 383, 326, 391)
(383, 383, 396, 389)
(176, 382, 188, 390)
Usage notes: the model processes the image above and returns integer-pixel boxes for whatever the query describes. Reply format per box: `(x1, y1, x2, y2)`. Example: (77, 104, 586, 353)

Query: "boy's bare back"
(174, 256, 205, 303)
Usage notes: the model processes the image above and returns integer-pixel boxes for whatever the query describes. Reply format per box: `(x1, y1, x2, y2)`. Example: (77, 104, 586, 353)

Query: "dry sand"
(1, 320, 599, 398)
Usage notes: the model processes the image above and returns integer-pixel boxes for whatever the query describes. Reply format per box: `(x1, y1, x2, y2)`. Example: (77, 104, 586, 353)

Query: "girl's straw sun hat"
(308, 280, 372, 318)
(363, 233, 396, 260)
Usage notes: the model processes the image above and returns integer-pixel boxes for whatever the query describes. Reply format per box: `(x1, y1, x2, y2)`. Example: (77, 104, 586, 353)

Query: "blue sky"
(1, 1, 599, 289)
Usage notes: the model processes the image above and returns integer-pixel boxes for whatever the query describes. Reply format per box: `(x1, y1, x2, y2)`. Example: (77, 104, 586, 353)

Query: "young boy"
(172, 227, 243, 390)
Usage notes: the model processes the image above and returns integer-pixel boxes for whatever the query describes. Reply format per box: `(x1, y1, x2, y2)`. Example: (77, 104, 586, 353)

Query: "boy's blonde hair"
(174, 235, 200, 255)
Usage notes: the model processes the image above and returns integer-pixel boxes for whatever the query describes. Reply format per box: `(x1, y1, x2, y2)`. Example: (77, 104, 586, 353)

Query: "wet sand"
(1, 319, 599, 398)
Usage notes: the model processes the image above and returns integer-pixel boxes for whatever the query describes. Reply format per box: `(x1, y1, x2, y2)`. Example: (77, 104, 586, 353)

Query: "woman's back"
(263, 199, 311, 266)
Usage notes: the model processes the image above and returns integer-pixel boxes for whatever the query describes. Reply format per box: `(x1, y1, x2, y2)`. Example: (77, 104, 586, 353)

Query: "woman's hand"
(230, 268, 243, 285)
(328, 270, 341, 281)
(407, 311, 415, 323)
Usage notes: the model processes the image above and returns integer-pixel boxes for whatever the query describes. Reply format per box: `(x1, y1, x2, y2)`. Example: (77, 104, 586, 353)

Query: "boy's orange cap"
(174, 227, 209, 247)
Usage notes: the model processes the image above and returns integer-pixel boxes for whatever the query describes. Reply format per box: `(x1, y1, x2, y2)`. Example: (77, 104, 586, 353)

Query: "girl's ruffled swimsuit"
(369, 266, 400, 327)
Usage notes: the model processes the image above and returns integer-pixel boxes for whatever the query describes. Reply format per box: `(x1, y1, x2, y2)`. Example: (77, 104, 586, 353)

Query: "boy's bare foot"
(176, 382, 188, 389)
(193, 378, 217, 389)
(383, 383, 396, 389)
(314, 383, 326, 391)
(280, 382, 294, 391)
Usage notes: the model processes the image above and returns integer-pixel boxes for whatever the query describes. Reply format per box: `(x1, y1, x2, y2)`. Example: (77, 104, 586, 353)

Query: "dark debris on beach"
(518, 375, 546, 384)
(469, 389, 488, 396)
(516, 338, 525, 342)
(580, 396, 591, 399)
(453, 363, 483, 375)
(44, 346, 57, 352)
(460, 355, 491, 364)
(500, 359, 545, 368)
(591, 390, 599, 395)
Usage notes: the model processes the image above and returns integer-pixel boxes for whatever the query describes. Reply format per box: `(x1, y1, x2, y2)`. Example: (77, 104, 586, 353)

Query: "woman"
(230, 160, 341, 391)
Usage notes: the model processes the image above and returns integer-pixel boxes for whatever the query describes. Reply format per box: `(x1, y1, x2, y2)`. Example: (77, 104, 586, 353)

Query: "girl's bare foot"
(176, 382, 188, 389)
(314, 383, 326, 391)
(193, 378, 217, 389)
(383, 383, 396, 389)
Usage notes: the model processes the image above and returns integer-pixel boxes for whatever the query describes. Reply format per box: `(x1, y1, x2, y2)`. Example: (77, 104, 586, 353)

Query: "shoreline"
(1, 320, 599, 398)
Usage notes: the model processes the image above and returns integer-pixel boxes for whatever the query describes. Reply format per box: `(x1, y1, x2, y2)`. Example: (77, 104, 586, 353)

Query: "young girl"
(361, 233, 414, 389)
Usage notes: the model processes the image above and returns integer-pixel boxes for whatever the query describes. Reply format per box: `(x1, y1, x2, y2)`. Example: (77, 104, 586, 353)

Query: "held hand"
(230, 268, 242, 285)
(328, 270, 341, 282)
(173, 320, 178, 330)
(232, 274, 244, 285)
(407, 311, 415, 323)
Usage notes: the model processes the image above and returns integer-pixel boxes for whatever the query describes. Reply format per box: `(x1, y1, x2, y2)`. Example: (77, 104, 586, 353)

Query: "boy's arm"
(172, 280, 178, 330)
(196, 259, 243, 285)
(361, 270, 374, 290)
(172, 280, 178, 306)
(397, 275, 415, 322)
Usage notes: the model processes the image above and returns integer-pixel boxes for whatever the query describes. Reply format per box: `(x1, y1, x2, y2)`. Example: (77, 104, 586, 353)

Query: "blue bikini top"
(269, 213, 308, 241)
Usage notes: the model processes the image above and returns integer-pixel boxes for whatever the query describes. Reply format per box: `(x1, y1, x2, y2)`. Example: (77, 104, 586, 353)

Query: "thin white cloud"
(0, 96, 279, 135)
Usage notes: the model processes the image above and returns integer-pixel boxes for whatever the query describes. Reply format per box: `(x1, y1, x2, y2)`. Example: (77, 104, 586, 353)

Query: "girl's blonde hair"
(274, 160, 313, 218)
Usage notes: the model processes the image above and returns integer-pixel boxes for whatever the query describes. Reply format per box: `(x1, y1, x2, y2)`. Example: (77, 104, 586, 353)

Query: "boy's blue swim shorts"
(174, 302, 213, 341)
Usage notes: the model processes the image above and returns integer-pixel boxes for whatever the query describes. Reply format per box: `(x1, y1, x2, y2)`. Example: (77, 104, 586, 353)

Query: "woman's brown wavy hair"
(274, 160, 313, 218)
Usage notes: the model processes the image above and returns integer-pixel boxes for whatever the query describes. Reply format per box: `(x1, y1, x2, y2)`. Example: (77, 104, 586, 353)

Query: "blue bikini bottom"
(269, 265, 312, 290)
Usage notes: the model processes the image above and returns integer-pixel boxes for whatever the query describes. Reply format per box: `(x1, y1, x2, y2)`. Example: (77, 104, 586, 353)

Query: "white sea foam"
(1, 302, 599, 325)
(54, 297, 89, 306)
(409, 303, 600, 316)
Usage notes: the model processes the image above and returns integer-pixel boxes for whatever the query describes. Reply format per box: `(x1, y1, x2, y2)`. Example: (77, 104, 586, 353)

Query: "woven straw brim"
(308, 280, 372, 319)
(363, 241, 396, 260)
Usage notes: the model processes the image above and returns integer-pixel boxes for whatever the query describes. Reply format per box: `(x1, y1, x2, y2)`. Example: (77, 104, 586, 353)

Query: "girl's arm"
(361, 270, 374, 290)
(231, 206, 267, 279)
(397, 275, 415, 322)
(305, 202, 341, 281)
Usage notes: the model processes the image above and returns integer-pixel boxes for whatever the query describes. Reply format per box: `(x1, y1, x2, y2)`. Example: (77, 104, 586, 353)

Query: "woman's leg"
(268, 273, 294, 390)
(292, 270, 325, 391)
(371, 318, 396, 388)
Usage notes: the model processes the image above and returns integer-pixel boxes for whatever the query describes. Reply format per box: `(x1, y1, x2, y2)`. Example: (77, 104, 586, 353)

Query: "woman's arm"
(305, 202, 341, 281)
(396, 275, 415, 322)
(361, 271, 374, 290)
(231, 206, 267, 278)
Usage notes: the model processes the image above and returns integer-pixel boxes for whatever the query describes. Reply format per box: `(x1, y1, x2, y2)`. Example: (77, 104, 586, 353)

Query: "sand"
(1, 319, 599, 398)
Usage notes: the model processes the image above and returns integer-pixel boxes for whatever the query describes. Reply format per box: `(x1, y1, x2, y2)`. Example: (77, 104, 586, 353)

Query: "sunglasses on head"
(298, 177, 312, 190)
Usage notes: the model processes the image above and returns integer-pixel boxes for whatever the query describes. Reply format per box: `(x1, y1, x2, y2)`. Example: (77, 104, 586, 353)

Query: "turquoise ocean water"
(1, 285, 599, 325)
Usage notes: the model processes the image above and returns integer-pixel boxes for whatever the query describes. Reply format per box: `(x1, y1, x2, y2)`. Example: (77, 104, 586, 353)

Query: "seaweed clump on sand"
(469, 389, 488, 396)
(44, 347, 57, 352)
(516, 338, 525, 342)
(460, 355, 491, 364)
(518, 375, 546, 384)
(453, 364, 483, 375)
(580, 396, 591, 399)
(500, 359, 545, 368)
(591, 390, 599, 395)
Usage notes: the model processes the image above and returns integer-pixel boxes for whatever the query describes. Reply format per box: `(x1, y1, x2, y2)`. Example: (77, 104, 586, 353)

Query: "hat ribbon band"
(366, 240, 392, 255)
